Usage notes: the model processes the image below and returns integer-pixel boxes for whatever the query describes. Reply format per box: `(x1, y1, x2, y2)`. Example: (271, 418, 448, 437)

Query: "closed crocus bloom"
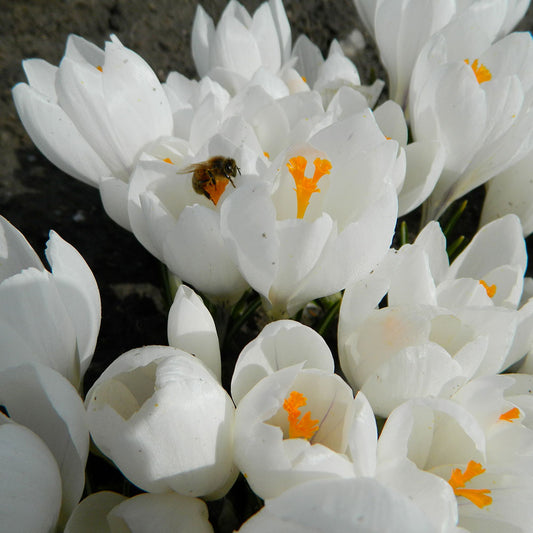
(353, 0, 456, 108)
(0, 414, 62, 533)
(0, 216, 100, 388)
(191, 0, 291, 94)
(85, 345, 237, 499)
(65, 491, 213, 533)
(410, 7, 533, 221)
(168, 284, 221, 381)
(12, 34, 173, 229)
(233, 363, 375, 499)
(221, 109, 399, 317)
(237, 477, 438, 533)
(0, 364, 89, 528)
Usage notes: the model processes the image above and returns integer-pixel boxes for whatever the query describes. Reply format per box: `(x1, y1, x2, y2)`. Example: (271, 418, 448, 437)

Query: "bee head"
(225, 158, 240, 177)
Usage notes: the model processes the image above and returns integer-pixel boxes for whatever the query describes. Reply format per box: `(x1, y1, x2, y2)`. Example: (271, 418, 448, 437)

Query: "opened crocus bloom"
(410, 7, 533, 222)
(220, 108, 400, 317)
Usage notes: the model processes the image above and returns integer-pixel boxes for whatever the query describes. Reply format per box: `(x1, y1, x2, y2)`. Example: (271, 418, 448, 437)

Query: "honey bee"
(179, 156, 241, 204)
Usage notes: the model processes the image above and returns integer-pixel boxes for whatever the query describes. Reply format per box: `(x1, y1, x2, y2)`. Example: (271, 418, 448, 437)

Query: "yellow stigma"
(283, 390, 319, 440)
(464, 58, 492, 84)
(499, 406, 520, 422)
(286, 156, 332, 219)
(479, 279, 496, 298)
(448, 460, 492, 508)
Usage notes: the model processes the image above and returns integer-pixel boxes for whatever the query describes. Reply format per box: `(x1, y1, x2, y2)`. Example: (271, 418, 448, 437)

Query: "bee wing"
(176, 163, 200, 175)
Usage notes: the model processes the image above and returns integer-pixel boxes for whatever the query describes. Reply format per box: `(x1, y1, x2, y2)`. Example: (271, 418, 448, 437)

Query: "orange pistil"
(96, 65, 103, 72)
(464, 58, 492, 84)
(163, 157, 173, 164)
(499, 406, 520, 422)
(479, 279, 496, 298)
(263, 151, 270, 159)
(448, 460, 492, 508)
(283, 390, 319, 440)
(286, 156, 332, 219)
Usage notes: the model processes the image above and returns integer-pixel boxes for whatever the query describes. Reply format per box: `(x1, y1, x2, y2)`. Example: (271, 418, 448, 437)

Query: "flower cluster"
(5, 0, 533, 531)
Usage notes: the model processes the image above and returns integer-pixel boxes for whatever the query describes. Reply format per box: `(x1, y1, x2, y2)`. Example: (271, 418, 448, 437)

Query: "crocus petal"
(12, 82, 108, 187)
(447, 215, 526, 285)
(231, 320, 334, 405)
(168, 285, 221, 381)
(398, 140, 445, 216)
(163, 204, 249, 303)
(0, 215, 44, 282)
(99, 175, 132, 231)
(0, 268, 79, 385)
(0, 415, 62, 533)
(0, 364, 89, 526)
(107, 493, 213, 533)
(45, 230, 101, 377)
(238, 477, 437, 533)
(220, 182, 279, 300)
(481, 149, 533, 237)
(64, 492, 127, 533)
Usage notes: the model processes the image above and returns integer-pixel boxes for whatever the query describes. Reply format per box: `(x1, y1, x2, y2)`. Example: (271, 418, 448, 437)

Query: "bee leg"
(207, 169, 217, 186)
(202, 189, 212, 201)
(228, 176, 236, 188)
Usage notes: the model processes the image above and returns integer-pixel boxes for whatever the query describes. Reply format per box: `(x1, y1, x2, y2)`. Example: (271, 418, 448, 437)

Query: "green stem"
(317, 297, 342, 336)
(447, 235, 465, 259)
(399, 220, 408, 246)
(443, 199, 468, 237)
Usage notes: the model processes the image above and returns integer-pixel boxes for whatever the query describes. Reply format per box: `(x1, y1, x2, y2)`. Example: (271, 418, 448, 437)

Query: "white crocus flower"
(0, 414, 62, 533)
(378, 382, 533, 532)
(0, 216, 100, 388)
(65, 491, 213, 533)
(373, 99, 445, 215)
(233, 363, 374, 499)
(85, 345, 237, 499)
(191, 0, 291, 94)
(339, 215, 533, 416)
(221, 109, 400, 317)
(237, 477, 439, 533)
(128, 132, 260, 304)
(12, 34, 173, 229)
(0, 364, 89, 528)
(411, 11, 533, 221)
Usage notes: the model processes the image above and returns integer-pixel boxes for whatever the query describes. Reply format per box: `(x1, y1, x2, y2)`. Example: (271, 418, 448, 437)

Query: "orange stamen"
(96, 65, 103, 72)
(301, 76, 307, 83)
(499, 406, 520, 422)
(163, 157, 173, 164)
(204, 180, 229, 206)
(286, 156, 331, 219)
(263, 151, 270, 159)
(448, 460, 492, 508)
(283, 390, 319, 440)
(464, 58, 491, 84)
(479, 279, 496, 298)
